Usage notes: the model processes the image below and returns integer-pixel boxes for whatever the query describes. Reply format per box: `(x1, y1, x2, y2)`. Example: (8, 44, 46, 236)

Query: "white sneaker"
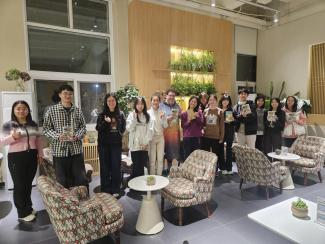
(226, 171, 234, 175)
(19, 214, 36, 222)
(221, 170, 227, 175)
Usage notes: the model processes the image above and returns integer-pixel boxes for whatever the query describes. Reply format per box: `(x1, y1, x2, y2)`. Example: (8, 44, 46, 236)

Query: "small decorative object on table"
(291, 198, 308, 218)
(5, 68, 31, 92)
(275, 149, 282, 155)
(146, 176, 156, 186)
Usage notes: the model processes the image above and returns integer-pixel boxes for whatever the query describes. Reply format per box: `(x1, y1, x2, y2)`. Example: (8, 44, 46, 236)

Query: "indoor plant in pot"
(291, 198, 308, 218)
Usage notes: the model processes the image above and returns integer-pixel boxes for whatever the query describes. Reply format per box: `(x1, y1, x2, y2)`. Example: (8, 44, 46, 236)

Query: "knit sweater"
(203, 107, 225, 140)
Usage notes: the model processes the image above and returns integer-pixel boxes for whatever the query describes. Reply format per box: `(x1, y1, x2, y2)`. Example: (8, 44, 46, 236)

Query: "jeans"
(8, 150, 38, 218)
(98, 143, 122, 194)
(53, 153, 86, 188)
(183, 137, 200, 160)
(255, 135, 264, 153)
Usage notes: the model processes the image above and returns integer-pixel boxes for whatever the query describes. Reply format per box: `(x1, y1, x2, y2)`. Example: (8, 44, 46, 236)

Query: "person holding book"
(148, 93, 168, 175)
(126, 97, 154, 179)
(0, 101, 43, 222)
(218, 95, 235, 174)
(43, 84, 87, 189)
(160, 89, 182, 174)
(283, 96, 306, 147)
(233, 89, 257, 148)
(264, 98, 285, 156)
(181, 96, 204, 159)
(96, 93, 126, 197)
(255, 95, 266, 152)
(201, 94, 224, 172)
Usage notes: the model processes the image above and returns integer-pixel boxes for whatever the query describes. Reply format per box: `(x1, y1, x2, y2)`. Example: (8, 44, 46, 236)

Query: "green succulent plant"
(292, 198, 308, 209)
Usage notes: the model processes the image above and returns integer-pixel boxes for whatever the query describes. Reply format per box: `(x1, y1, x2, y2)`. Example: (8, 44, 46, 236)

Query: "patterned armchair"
(288, 136, 325, 185)
(161, 150, 217, 226)
(233, 145, 287, 200)
(37, 176, 124, 244)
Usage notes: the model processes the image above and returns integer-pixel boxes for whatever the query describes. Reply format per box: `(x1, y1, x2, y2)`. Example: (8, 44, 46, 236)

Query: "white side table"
(267, 152, 300, 190)
(128, 175, 169, 235)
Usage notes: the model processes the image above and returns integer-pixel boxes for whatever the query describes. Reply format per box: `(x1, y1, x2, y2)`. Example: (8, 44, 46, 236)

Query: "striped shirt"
(43, 102, 86, 157)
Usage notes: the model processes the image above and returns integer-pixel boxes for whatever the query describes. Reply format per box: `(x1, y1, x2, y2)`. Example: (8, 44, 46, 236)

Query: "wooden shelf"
(153, 69, 215, 75)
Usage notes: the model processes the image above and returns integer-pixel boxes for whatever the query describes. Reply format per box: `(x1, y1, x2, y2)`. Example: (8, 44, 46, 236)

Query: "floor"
(0, 166, 324, 244)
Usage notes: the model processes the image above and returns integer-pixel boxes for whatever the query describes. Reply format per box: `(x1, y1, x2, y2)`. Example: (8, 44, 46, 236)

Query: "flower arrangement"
(5, 68, 31, 92)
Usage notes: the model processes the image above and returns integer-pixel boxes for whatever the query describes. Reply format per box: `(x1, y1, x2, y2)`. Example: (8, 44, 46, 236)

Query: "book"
(241, 104, 251, 114)
(225, 111, 234, 122)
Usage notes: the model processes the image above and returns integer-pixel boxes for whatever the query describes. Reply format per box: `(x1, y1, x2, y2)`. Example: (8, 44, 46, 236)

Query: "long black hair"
(187, 96, 200, 112)
(285, 96, 298, 112)
(255, 94, 265, 109)
(269, 97, 282, 114)
(11, 100, 37, 126)
(218, 95, 232, 109)
(134, 96, 150, 123)
(102, 92, 120, 118)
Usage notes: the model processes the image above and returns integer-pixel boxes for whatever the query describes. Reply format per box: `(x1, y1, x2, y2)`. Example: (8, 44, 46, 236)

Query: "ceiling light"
(211, 0, 216, 7)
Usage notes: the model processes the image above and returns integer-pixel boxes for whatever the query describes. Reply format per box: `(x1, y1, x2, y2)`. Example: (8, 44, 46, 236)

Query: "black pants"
(8, 150, 38, 218)
(98, 143, 122, 194)
(264, 130, 282, 156)
(183, 137, 200, 160)
(53, 153, 86, 188)
(255, 135, 264, 153)
(283, 137, 297, 148)
(131, 151, 148, 178)
(218, 139, 233, 171)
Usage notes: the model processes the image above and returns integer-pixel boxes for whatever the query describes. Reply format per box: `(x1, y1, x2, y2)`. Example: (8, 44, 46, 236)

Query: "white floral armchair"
(161, 150, 217, 225)
(233, 145, 287, 200)
(288, 136, 325, 185)
(37, 176, 124, 244)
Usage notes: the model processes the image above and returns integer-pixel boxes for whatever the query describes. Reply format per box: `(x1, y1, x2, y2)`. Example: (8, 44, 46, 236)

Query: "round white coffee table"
(267, 152, 300, 190)
(128, 175, 169, 235)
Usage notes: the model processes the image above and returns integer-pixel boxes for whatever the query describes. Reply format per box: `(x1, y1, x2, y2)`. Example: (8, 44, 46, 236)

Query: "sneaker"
(226, 171, 234, 175)
(221, 170, 227, 175)
(112, 193, 120, 198)
(19, 214, 36, 222)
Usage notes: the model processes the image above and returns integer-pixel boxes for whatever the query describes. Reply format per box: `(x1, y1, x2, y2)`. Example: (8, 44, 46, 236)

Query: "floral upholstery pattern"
(288, 136, 325, 177)
(233, 145, 287, 186)
(161, 150, 217, 208)
(37, 176, 123, 244)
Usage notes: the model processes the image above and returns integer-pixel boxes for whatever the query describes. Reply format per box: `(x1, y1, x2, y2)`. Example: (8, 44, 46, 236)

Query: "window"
(73, 0, 108, 33)
(28, 27, 110, 74)
(35, 80, 73, 126)
(26, 0, 69, 27)
(79, 82, 109, 124)
(236, 54, 257, 82)
(26, 0, 114, 127)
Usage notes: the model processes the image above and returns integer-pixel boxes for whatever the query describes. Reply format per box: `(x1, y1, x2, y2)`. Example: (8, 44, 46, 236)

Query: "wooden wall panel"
(129, 0, 234, 99)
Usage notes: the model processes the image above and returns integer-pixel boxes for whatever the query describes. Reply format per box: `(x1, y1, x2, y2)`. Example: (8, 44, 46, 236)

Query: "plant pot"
(146, 176, 156, 186)
(291, 205, 308, 218)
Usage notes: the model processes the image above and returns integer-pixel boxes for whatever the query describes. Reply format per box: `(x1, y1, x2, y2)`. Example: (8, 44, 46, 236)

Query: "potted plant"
(146, 175, 156, 186)
(5, 68, 31, 92)
(291, 198, 308, 218)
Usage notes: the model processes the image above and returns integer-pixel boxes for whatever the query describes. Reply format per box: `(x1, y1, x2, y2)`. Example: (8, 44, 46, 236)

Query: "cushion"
(163, 178, 195, 199)
(182, 160, 205, 181)
(288, 157, 316, 168)
(92, 193, 123, 224)
(293, 145, 318, 159)
(59, 188, 80, 204)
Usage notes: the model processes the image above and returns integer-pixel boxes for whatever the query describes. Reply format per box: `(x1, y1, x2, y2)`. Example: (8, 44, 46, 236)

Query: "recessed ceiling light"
(211, 0, 216, 7)
(273, 12, 279, 23)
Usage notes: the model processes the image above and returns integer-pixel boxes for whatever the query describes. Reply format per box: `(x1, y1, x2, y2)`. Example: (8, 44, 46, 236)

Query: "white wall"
(235, 25, 257, 55)
(256, 10, 325, 98)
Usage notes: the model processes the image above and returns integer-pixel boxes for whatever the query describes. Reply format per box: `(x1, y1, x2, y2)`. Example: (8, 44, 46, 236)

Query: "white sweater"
(126, 112, 154, 151)
(148, 108, 168, 137)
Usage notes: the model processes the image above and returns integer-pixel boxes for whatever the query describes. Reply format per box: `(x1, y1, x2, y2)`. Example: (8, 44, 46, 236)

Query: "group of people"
(0, 84, 306, 223)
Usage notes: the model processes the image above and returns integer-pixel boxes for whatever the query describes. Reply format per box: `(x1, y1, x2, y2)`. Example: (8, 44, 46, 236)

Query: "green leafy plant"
(5, 68, 31, 91)
(171, 74, 216, 96)
(115, 84, 140, 116)
(292, 198, 308, 209)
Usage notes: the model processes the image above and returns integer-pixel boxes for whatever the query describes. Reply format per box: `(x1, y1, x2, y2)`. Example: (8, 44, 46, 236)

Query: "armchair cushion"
(90, 193, 123, 224)
(163, 178, 195, 199)
(288, 157, 316, 168)
(169, 166, 183, 178)
(293, 145, 318, 159)
(70, 186, 89, 201)
(181, 162, 205, 181)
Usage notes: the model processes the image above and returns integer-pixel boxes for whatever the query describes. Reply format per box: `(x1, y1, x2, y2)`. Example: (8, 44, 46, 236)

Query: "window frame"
(23, 0, 115, 130)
